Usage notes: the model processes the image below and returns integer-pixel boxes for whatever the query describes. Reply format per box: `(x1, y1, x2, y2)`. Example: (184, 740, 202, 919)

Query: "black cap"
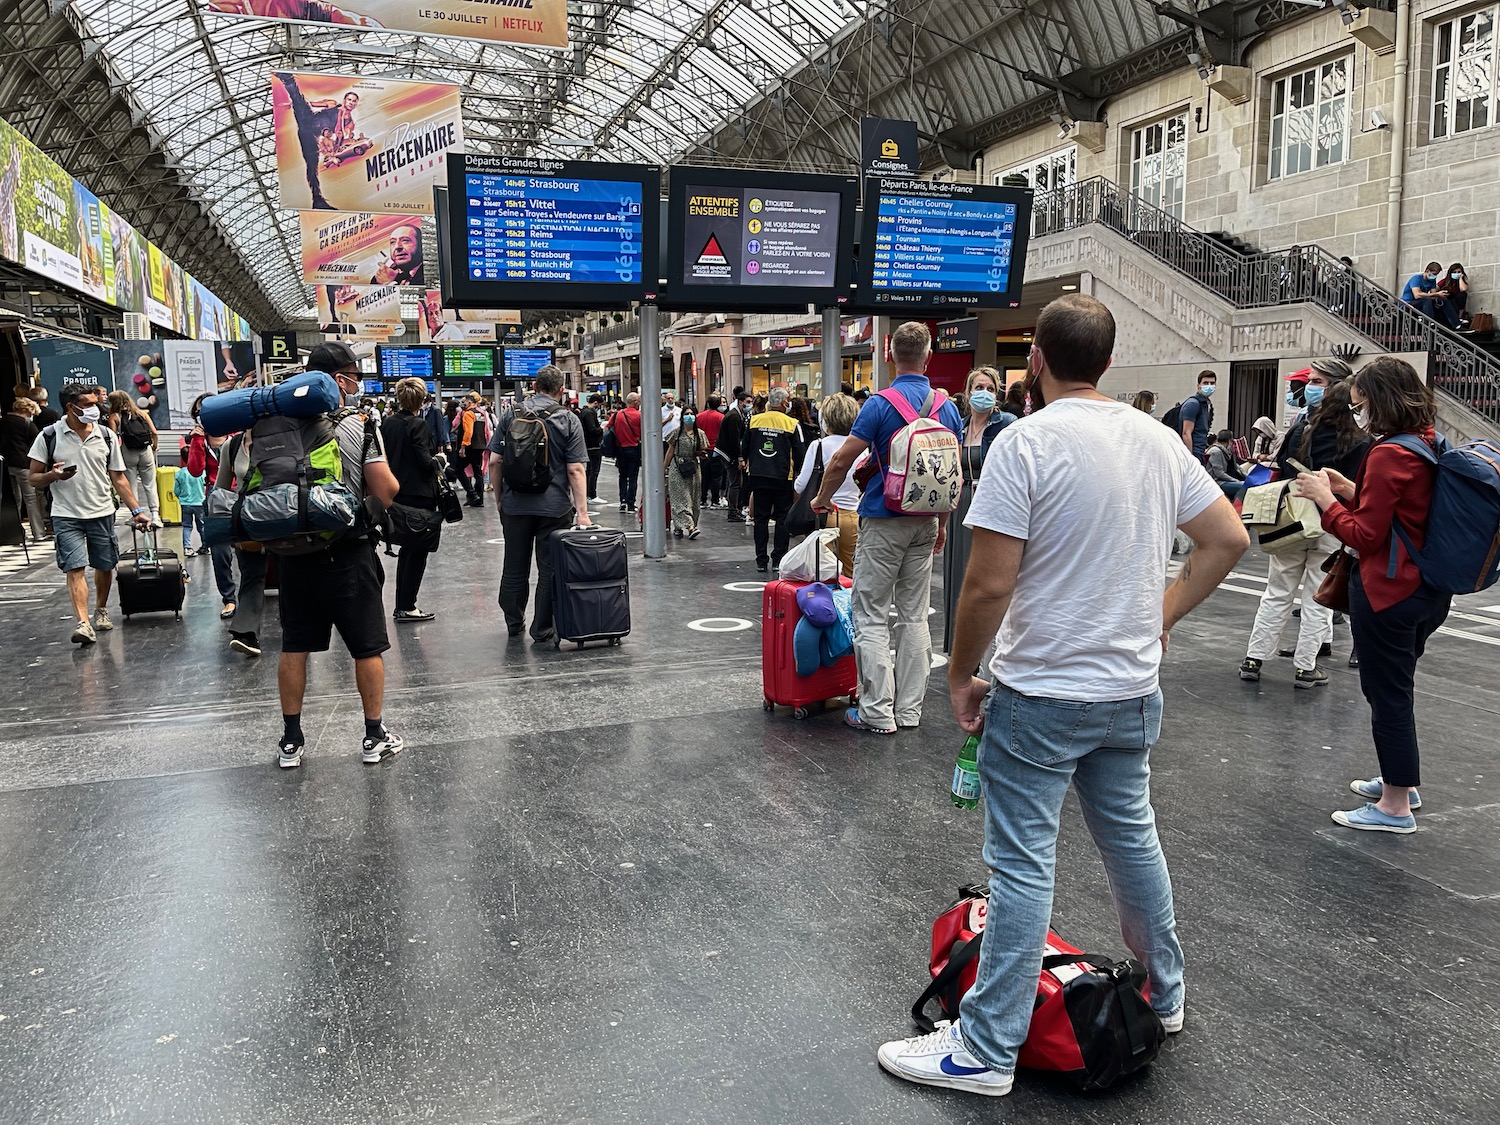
(307, 341, 359, 374)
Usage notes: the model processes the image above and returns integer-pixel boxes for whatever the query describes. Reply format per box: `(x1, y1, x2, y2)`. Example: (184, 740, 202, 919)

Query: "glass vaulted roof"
(64, 0, 870, 322)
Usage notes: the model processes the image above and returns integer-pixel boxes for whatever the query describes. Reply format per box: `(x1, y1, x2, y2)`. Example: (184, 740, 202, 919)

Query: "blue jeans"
(180, 505, 204, 553)
(958, 684, 1183, 1075)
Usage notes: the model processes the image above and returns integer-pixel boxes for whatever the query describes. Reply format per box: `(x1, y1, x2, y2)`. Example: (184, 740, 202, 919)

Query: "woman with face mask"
(1437, 262, 1469, 325)
(1295, 358, 1451, 834)
(942, 367, 1014, 654)
(666, 411, 707, 540)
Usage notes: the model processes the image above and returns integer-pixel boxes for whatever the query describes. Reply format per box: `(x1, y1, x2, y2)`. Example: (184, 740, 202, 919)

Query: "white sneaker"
(71, 619, 97, 646)
(151, 513, 164, 528)
(93, 608, 114, 632)
(1160, 1008, 1184, 1034)
(875, 1021, 1012, 1097)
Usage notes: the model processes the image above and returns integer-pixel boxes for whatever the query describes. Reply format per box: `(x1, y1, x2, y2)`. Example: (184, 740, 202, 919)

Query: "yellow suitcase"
(156, 465, 181, 524)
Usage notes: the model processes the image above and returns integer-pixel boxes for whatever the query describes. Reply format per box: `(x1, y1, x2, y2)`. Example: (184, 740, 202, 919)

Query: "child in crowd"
(174, 461, 207, 570)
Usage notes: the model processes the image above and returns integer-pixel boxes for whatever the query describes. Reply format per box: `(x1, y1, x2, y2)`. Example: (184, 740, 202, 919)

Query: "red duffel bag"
(910, 884, 1166, 1092)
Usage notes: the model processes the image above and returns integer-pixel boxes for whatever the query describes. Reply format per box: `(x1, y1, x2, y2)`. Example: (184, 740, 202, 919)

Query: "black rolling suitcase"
(117, 527, 185, 620)
(549, 527, 630, 649)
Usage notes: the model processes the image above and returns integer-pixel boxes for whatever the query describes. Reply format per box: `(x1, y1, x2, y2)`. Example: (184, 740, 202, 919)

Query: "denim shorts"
(53, 516, 120, 574)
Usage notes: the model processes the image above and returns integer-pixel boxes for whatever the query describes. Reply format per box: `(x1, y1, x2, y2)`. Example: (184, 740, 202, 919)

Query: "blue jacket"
(424, 404, 450, 450)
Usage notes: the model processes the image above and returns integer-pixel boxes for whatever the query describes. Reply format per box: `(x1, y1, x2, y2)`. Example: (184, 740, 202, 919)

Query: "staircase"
(1031, 178, 1500, 430)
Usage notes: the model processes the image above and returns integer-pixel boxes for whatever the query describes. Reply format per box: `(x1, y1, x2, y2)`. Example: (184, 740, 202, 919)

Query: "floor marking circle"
(930, 653, 948, 669)
(723, 581, 767, 593)
(486, 537, 505, 545)
(688, 617, 755, 633)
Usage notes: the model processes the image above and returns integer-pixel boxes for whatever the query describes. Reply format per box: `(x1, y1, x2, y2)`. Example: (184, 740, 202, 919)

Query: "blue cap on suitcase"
(795, 582, 837, 628)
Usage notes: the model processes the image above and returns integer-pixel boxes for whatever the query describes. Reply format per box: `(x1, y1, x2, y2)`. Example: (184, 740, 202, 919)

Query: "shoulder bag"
(1314, 549, 1353, 613)
(785, 442, 825, 538)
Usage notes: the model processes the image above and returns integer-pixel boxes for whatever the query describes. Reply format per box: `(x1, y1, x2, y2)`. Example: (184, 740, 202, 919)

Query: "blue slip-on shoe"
(1331, 803, 1416, 834)
(844, 708, 896, 736)
(1350, 776, 1420, 809)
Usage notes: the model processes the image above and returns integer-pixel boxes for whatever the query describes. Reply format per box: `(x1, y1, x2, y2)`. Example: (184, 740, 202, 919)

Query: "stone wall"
(967, 3, 1499, 314)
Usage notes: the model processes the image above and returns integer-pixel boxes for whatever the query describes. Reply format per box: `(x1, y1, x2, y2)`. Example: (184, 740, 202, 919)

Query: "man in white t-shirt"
(876, 294, 1248, 1097)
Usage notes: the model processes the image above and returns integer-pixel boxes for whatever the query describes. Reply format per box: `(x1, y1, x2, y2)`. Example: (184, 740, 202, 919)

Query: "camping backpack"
(876, 388, 962, 515)
(1384, 433, 1500, 594)
(227, 409, 371, 555)
(499, 403, 560, 494)
(119, 411, 153, 451)
(912, 885, 1166, 1092)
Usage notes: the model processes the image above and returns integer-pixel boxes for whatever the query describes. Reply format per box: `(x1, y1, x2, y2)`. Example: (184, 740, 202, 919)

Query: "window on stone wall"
(1269, 57, 1351, 180)
(1129, 112, 1187, 218)
(1433, 7, 1496, 139)
(992, 145, 1076, 191)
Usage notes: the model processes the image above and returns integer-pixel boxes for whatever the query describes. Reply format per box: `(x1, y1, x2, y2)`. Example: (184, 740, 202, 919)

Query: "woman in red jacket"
(1297, 357, 1451, 834)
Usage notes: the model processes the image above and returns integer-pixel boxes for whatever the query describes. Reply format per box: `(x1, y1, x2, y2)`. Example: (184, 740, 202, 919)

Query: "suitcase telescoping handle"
(132, 524, 161, 574)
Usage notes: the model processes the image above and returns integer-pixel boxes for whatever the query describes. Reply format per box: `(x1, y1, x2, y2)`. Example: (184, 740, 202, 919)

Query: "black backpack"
(467, 409, 489, 448)
(1160, 402, 1184, 433)
(119, 412, 153, 451)
(499, 403, 560, 494)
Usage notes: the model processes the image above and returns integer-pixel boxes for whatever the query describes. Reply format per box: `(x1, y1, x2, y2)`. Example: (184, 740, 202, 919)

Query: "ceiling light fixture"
(1061, 284, 1078, 291)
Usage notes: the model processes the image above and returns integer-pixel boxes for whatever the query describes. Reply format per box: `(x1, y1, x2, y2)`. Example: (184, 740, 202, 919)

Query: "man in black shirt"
(579, 393, 605, 503)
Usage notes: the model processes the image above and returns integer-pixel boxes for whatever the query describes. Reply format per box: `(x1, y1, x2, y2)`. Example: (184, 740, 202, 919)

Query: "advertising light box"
(665, 167, 857, 311)
(446, 156, 660, 310)
(442, 344, 496, 379)
(376, 345, 436, 381)
(503, 347, 554, 383)
(856, 178, 1033, 312)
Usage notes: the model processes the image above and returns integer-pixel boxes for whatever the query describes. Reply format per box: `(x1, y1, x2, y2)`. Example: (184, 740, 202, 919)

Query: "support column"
(820, 307, 841, 399)
(871, 316, 889, 391)
(639, 303, 667, 559)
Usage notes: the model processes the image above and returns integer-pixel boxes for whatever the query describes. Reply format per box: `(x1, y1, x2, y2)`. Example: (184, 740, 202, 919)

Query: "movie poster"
(272, 73, 464, 214)
(316, 281, 402, 328)
(300, 211, 425, 285)
(205, 0, 568, 50)
(417, 288, 519, 343)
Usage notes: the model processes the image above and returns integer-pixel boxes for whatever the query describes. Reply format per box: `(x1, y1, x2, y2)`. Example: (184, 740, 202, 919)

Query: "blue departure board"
(447, 157, 661, 309)
(856, 178, 1032, 310)
(377, 346, 436, 381)
(504, 347, 554, 383)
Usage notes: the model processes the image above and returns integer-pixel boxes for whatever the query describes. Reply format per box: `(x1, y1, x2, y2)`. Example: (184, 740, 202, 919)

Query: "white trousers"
(851, 515, 938, 729)
(121, 445, 159, 516)
(1246, 533, 1340, 670)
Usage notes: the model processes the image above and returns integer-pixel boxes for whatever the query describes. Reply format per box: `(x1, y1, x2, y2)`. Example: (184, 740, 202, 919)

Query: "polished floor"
(2, 475, 1499, 1125)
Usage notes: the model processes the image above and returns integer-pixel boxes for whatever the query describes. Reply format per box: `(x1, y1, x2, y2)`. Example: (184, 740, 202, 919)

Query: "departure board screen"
(855, 178, 1033, 311)
(503, 347, 553, 383)
(377, 346, 436, 381)
(665, 167, 857, 311)
(442, 345, 496, 379)
(446, 156, 661, 309)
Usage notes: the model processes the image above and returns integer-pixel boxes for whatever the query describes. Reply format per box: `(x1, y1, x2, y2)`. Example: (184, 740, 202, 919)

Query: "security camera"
(1370, 108, 1390, 129)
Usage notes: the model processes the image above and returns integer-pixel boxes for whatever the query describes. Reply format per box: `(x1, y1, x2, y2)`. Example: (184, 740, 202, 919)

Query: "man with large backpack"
(812, 322, 964, 734)
(487, 364, 591, 642)
(266, 342, 402, 769)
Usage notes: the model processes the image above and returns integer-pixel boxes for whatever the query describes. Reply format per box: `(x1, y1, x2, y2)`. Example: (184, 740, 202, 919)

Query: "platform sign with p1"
(855, 177, 1033, 312)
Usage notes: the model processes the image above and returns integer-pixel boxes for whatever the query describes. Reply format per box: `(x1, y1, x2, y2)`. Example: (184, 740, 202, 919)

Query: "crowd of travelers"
(2, 297, 1469, 1102)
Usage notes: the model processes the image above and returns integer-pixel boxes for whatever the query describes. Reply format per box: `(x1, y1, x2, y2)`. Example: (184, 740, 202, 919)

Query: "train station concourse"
(1, 0, 1499, 1121)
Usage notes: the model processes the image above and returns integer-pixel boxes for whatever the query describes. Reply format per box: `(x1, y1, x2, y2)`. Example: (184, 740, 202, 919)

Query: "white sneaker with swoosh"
(876, 1020, 1013, 1096)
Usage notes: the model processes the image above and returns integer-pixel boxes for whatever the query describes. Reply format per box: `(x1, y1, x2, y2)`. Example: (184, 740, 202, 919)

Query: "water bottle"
(951, 735, 980, 809)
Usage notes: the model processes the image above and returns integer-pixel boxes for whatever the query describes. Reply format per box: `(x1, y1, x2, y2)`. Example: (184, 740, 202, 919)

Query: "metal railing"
(1031, 177, 1500, 427)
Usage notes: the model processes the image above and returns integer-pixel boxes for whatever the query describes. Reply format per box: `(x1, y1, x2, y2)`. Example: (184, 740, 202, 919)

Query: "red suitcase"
(761, 576, 858, 719)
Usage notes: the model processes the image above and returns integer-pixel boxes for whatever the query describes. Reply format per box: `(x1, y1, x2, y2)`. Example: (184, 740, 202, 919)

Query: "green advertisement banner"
(0, 114, 251, 339)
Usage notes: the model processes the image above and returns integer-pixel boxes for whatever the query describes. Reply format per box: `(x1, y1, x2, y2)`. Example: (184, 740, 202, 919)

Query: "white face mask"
(78, 405, 101, 424)
(1353, 407, 1369, 431)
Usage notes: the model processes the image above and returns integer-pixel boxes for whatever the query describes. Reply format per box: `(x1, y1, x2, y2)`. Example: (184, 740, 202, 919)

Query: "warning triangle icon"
(696, 234, 729, 266)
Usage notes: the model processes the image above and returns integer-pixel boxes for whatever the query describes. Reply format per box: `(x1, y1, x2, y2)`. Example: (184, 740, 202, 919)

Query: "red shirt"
(611, 407, 642, 448)
(1321, 430, 1438, 612)
(695, 408, 723, 452)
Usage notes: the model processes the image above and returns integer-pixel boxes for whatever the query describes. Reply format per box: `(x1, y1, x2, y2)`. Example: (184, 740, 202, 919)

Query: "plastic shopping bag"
(779, 527, 840, 583)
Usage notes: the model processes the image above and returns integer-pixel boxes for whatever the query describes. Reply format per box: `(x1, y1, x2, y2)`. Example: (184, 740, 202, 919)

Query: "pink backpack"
(876, 389, 962, 515)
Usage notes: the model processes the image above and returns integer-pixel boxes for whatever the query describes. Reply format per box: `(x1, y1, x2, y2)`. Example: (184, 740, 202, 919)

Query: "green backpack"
(229, 408, 373, 555)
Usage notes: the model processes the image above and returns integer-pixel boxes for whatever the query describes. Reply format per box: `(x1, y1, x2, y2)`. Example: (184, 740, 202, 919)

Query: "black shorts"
(277, 539, 390, 659)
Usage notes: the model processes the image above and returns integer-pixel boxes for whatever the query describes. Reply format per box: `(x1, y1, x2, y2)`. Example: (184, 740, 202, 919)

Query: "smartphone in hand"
(1285, 457, 1312, 475)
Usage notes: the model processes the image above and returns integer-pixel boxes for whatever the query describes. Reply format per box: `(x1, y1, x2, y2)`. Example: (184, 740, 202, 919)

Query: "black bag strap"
(910, 932, 983, 1033)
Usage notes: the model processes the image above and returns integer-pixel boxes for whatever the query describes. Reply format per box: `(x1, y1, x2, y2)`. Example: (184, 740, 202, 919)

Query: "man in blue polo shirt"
(813, 321, 963, 734)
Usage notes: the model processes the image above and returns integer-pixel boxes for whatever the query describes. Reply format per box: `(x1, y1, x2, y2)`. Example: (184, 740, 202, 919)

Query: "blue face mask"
(682, 414, 696, 428)
(1302, 384, 1325, 407)
(1285, 389, 1303, 407)
(1199, 383, 1216, 397)
(968, 390, 997, 412)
